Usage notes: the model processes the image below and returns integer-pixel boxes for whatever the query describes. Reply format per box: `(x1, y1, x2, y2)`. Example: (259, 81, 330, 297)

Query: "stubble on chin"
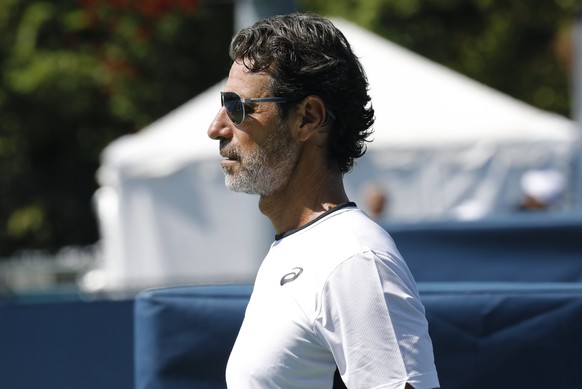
(222, 122, 299, 196)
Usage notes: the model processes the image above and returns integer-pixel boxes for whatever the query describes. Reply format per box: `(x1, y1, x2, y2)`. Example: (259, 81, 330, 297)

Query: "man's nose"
(207, 108, 233, 140)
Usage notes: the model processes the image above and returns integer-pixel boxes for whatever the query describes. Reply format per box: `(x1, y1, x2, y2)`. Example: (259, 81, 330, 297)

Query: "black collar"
(274, 202, 357, 241)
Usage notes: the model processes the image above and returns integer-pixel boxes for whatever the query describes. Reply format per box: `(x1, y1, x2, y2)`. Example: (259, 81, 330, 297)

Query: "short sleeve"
(313, 251, 439, 389)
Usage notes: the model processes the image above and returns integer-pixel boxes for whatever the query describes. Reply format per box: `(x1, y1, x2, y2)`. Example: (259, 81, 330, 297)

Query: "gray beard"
(223, 121, 300, 196)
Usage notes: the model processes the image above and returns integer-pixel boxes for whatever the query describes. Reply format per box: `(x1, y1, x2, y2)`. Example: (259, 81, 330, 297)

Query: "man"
(207, 13, 440, 389)
(362, 182, 389, 221)
(517, 169, 566, 212)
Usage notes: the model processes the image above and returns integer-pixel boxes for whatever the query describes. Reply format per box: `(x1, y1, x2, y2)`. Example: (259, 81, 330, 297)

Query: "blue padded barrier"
(134, 283, 582, 389)
(134, 285, 252, 389)
(420, 282, 582, 388)
(0, 295, 134, 389)
(386, 214, 582, 282)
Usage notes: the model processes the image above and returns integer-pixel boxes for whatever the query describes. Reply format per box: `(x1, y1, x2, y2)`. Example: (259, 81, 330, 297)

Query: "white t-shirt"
(226, 204, 440, 389)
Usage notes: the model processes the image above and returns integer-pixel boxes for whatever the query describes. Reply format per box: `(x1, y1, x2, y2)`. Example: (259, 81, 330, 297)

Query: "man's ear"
(293, 95, 329, 142)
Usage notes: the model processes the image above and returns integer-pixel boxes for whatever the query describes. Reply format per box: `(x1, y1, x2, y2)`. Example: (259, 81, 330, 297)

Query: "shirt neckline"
(274, 202, 357, 241)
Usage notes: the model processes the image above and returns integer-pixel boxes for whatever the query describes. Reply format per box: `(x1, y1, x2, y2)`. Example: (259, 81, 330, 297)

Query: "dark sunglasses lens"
(222, 92, 244, 124)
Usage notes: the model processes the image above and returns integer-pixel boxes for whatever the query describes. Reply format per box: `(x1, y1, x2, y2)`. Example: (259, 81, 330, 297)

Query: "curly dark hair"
(229, 13, 375, 174)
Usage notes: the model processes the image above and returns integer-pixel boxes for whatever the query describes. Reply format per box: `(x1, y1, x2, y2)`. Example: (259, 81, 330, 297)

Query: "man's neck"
(258, 170, 349, 236)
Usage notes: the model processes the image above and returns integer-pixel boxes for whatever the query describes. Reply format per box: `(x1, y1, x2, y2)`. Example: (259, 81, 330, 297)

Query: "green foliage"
(0, 0, 233, 257)
(301, 0, 579, 116)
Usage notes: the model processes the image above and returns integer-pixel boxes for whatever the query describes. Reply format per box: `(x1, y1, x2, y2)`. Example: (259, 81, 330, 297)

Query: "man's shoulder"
(318, 208, 395, 252)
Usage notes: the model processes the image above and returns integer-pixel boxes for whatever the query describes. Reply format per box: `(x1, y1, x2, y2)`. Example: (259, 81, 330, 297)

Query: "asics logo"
(280, 267, 303, 286)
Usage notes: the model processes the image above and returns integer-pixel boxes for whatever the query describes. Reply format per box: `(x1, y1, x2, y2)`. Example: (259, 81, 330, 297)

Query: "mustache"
(219, 139, 240, 160)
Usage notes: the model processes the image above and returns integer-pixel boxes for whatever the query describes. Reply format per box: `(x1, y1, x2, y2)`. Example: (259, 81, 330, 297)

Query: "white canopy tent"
(94, 19, 579, 291)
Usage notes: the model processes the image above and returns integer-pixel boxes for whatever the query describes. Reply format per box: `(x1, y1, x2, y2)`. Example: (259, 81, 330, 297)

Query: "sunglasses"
(220, 91, 297, 125)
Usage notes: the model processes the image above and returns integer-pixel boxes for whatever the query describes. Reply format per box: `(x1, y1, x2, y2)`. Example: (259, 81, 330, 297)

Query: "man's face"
(207, 61, 300, 196)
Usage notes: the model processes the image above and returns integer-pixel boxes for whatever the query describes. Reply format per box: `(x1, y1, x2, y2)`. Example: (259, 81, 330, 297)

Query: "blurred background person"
(517, 169, 566, 212)
(361, 182, 389, 221)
